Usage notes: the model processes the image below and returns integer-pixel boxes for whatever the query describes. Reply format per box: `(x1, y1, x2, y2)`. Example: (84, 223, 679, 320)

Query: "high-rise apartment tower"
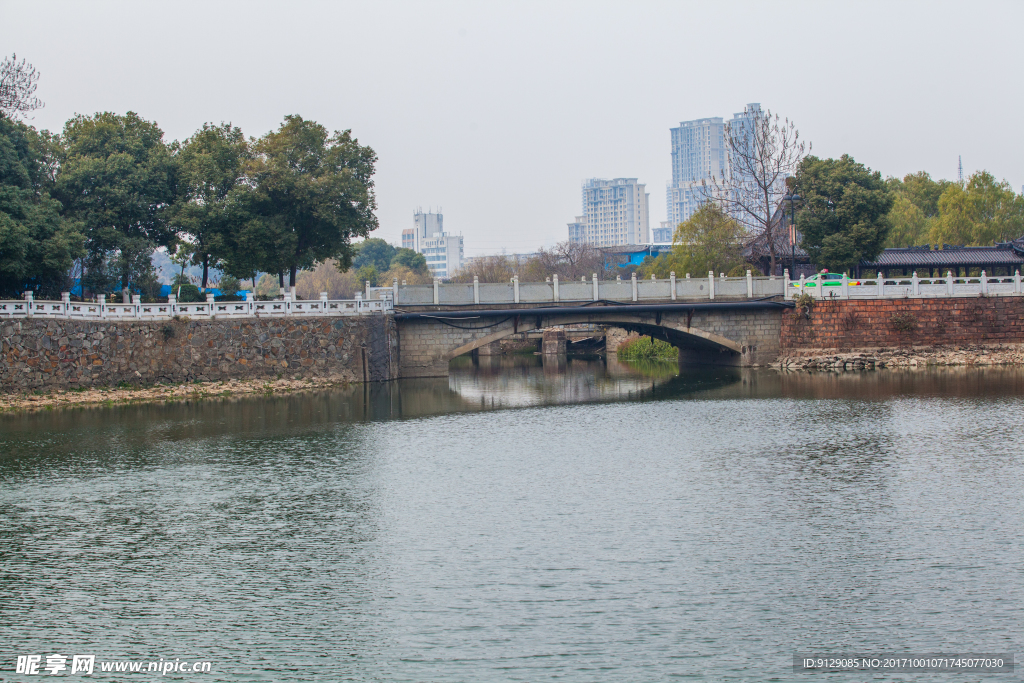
(666, 103, 768, 228)
(567, 178, 649, 247)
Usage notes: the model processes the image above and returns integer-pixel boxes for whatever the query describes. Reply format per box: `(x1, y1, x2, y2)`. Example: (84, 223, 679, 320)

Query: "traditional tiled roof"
(860, 243, 1024, 268)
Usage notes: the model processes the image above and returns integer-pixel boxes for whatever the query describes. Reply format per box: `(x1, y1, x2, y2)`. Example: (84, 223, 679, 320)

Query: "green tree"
(355, 263, 377, 288)
(244, 115, 378, 287)
(173, 122, 250, 289)
(795, 154, 893, 273)
(352, 237, 395, 272)
(53, 112, 175, 296)
(391, 247, 428, 274)
(889, 171, 950, 218)
(931, 183, 975, 246)
(885, 193, 931, 248)
(216, 274, 241, 298)
(664, 203, 745, 277)
(928, 172, 1024, 247)
(884, 171, 950, 248)
(0, 116, 84, 297)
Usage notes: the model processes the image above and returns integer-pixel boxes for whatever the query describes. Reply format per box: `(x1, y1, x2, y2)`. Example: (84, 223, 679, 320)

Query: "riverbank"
(777, 343, 1024, 370)
(0, 376, 350, 413)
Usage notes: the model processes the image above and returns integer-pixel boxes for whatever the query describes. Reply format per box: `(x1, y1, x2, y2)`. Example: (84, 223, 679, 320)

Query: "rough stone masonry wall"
(781, 297, 1024, 353)
(1, 315, 397, 392)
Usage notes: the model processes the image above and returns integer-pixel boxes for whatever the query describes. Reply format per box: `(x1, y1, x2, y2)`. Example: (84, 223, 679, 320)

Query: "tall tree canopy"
(243, 115, 378, 287)
(638, 204, 745, 279)
(795, 155, 893, 273)
(391, 247, 428, 274)
(930, 171, 1024, 247)
(351, 237, 395, 272)
(53, 111, 175, 295)
(884, 171, 952, 247)
(173, 122, 250, 288)
(670, 203, 745, 276)
(0, 116, 83, 297)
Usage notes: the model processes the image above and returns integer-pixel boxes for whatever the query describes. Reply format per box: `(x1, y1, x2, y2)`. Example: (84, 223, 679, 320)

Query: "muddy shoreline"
(0, 376, 352, 413)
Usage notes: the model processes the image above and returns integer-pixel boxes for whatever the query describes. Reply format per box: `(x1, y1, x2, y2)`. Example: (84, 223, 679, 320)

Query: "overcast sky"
(3, 0, 1022, 255)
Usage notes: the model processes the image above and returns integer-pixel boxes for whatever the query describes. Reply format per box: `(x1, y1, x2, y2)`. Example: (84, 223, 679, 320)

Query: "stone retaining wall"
(1, 315, 397, 392)
(781, 297, 1024, 353)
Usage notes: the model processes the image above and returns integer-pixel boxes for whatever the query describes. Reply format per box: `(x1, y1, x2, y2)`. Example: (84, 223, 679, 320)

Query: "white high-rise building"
(652, 221, 673, 244)
(420, 233, 464, 279)
(412, 209, 444, 252)
(568, 178, 649, 247)
(666, 116, 726, 229)
(671, 117, 727, 185)
(666, 104, 770, 229)
(567, 216, 587, 244)
(412, 209, 463, 279)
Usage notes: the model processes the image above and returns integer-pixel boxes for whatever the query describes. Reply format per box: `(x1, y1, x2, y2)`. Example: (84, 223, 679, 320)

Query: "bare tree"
(523, 241, 605, 281)
(452, 242, 605, 284)
(702, 105, 807, 275)
(0, 54, 44, 119)
(449, 254, 520, 283)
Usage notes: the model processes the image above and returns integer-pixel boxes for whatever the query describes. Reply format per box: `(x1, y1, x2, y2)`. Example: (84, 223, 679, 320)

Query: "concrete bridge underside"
(395, 305, 785, 378)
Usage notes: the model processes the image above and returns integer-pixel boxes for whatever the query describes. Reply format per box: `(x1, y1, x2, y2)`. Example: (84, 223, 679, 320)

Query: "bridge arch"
(445, 314, 741, 360)
(395, 303, 784, 377)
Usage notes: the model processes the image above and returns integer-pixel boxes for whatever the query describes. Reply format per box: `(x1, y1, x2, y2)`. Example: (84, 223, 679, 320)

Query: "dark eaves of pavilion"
(856, 240, 1024, 278)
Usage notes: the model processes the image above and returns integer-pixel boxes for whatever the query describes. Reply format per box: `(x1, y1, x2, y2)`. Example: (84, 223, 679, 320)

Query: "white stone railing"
(391, 271, 786, 305)
(783, 270, 1024, 300)
(0, 291, 392, 321)
(7, 269, 1015, 321)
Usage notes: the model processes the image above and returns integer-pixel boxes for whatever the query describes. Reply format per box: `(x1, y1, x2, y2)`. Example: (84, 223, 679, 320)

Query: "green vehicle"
(792, 272, 859, 288)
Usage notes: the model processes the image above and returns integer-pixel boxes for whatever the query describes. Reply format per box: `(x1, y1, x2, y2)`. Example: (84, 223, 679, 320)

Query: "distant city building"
(670, 117, 727, 185)
(401, 229, 415, 250)
(666, 116, 726, 229)
(567, 216, 587, 244)
(666, 103, 773, 227)
(568, 178, 649, 247)
(652, 221, 673, 244)
(412, 209, 444, 252)
(420, 232, 464, 279)
(411, 209, 463, 279)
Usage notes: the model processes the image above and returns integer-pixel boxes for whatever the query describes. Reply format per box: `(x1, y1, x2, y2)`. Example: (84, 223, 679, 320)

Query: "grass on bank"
(616, 335, 678, 361)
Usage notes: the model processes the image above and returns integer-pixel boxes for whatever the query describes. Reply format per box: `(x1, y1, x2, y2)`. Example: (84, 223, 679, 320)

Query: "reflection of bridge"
(395, 300, 792, 377)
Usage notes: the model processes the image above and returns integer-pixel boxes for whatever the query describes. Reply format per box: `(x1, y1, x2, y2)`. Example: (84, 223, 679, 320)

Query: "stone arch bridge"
(395, 301, 791, 377)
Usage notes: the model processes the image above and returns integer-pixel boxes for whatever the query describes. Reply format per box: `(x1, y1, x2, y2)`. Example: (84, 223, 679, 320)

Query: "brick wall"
(1, 316, 397, 392)
(781, 297, 1024, 352)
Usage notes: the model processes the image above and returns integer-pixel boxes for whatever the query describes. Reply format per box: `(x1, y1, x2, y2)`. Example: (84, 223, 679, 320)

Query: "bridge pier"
(542, 329, 567, 355)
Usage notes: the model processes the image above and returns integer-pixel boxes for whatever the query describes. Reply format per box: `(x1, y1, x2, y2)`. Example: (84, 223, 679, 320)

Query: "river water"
(1, 357, 1022, 681)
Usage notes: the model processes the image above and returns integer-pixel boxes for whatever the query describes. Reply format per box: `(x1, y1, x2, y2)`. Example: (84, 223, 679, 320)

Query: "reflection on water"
(449, 354, 708, 409)
(2, 362, 1024, 681)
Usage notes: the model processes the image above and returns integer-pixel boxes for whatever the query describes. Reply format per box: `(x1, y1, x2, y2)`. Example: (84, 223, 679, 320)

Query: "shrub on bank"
(616, 335, 677, 360)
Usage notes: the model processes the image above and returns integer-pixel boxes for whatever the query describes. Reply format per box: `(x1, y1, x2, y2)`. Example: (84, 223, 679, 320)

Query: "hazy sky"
(3, 0, 1022, 255)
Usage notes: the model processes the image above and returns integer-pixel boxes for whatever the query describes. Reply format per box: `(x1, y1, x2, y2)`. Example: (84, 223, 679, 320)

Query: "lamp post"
(783, 192, 801, 277)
